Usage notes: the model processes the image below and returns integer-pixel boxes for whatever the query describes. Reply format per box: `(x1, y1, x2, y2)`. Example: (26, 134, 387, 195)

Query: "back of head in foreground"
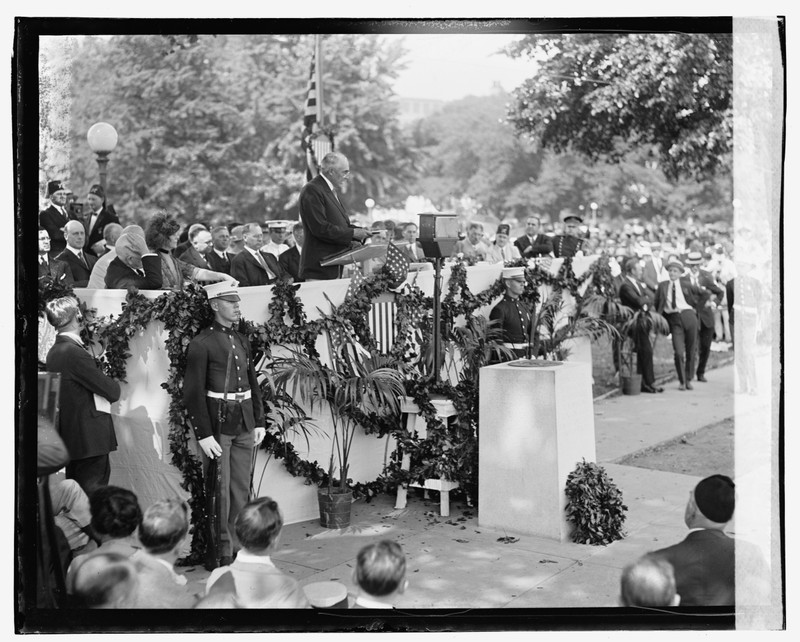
(353, 540, 407, 604)
(620, 555, 680, 607)
(90, 485, 143, 541)
(71, 552, 139, 608)
(138, 498, 190, 556)
(685, 474, 735, 530)
(235, 496, 283, 554)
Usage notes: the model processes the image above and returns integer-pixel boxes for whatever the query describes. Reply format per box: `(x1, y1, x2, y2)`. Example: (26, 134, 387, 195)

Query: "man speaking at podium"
(299, 152, 370, 280)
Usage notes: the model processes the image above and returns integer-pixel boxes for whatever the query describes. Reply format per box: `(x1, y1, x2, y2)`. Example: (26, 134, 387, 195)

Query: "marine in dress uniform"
(489, 266, 532, 360)
(183, 282, 266, 567)
(552, 214, 584, 258)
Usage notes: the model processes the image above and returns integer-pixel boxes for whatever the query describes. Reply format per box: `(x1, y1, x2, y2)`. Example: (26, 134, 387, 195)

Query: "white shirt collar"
(245, 246, 263, 259)
(60, 331, 83, 346)
(67, 246, 83, 257)
(213, 248, 228, 258)
(235, 550, 276, 566)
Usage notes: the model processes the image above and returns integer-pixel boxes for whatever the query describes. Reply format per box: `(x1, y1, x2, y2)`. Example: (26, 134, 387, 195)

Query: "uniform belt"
(502, 342, 530, 350)
(207, 390, 251, 402)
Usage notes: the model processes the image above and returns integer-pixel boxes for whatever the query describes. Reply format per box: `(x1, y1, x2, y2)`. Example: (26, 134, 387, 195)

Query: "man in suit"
(553, 214, 585, 258)
(183, 283, 266, 568)
(56, 220, 97, 287)
(514, 215, 554, 259)
(179, 227, 213, 270)
(174, 223, 207, 258)
(104, 225, 163, 290)
(39, 179, 76, 258)
(278, 222, 303, 282)
(83, 184, 121, 257)
(45, 296, 121, 494)
(87, 223, 123, 289)
(654, 259, 709, 390)
(642, 241, 667, 297)
(38, 227, 74, 287)
(399, 222, 424, 262)
(206, 226, 233, 275)
(618, 258, 663, 393)
(298, 152, 370, 280)
(230, 223, 285, 286)
(650, 475, 769, 606)
(685, 251, 724, 382)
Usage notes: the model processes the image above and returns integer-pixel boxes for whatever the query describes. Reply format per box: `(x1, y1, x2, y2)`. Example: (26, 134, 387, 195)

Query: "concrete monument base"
(478, 360, 596, 541)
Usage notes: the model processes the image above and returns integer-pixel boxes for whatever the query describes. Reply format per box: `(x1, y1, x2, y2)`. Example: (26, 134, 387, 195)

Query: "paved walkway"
(182, 362, 753, 613)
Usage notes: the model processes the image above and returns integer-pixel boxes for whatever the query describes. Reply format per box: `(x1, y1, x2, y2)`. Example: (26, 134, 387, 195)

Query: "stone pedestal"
(478, 360, 596, 541)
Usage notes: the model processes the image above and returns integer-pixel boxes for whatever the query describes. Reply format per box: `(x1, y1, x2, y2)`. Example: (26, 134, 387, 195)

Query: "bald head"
(620, 555, 679, 607)
(103, 223, 124, 246)
(64, 220, 85, 250)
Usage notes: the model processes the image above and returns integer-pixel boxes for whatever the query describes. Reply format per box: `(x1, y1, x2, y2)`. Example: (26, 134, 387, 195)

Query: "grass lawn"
(590, 336, 735, 398)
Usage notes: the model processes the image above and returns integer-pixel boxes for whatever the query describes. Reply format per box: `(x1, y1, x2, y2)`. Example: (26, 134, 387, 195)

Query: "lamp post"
(365, 198, 375, 223)
(590, 202, 598, 227)
(87, 122, 118, 193)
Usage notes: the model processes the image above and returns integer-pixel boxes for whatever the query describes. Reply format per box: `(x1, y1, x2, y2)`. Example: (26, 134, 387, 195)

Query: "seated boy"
(205, 496, 308, 608)
(350, 540, 407, 608)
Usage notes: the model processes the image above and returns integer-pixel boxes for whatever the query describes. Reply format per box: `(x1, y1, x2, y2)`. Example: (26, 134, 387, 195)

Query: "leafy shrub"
(564, 459, 628, 545)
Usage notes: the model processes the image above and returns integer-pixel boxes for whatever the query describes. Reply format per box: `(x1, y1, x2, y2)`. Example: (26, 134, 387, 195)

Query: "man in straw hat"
(654, 258, 709, 390)
(183, 282, 266, 569)
(489, 266, 532, 360)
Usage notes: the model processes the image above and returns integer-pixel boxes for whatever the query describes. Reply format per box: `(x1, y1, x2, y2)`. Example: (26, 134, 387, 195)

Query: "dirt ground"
(615, 416, 735, 478)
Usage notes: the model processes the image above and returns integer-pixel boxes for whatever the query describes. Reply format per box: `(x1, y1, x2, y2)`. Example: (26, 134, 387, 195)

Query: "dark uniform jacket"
(84, 206, 120, 256)
(39, 204, 77, 257)
(46, 335, 120, 461)
(688, 269, 724, 329)
(298, 174, 360, 280)
(105, 254, 163, 290)
(183, 322, 265, 441)
(552, 235, 583, 259)
(278, 245, 301, 282)
(514, 233, 554, 258)
(489, 295, 533, 344)
(55, 247, 98, 287)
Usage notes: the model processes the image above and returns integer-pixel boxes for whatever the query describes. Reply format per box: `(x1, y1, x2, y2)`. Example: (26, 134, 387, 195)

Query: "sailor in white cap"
(262, 220, 290, 259)
(183, 281, 266, 568)
(489, 267, 533, 360)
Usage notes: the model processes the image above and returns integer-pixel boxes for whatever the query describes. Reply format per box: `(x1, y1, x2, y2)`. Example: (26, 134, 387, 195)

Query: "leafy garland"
(44, 256, 613, 562)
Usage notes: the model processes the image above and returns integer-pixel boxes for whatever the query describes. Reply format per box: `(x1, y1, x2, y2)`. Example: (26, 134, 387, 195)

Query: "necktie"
(256, 251, 274, 277)
(671, 282, 677, 310)
(79, 251, 88, 269)
(135, 268, 145, 277)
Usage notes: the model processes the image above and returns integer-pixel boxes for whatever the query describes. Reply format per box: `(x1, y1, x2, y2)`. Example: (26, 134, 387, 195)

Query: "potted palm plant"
(617, 308, 670, 394)
(271, 325, 407, 528)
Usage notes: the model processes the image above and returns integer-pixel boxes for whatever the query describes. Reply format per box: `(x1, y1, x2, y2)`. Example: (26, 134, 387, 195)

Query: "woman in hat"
(145, 212, 231, 290)
(486, 224, 522, 264)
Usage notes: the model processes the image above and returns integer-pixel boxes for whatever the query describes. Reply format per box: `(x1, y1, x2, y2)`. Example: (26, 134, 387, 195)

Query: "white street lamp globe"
(590, 202, 598, 211)
(87, 122, 118, 153)
(365, 198, 375, 209)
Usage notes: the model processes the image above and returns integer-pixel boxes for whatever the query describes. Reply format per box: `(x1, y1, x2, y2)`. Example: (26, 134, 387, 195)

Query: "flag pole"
(315, 34, 324, 129)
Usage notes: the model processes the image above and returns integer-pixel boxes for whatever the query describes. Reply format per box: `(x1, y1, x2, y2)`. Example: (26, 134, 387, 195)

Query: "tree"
(505, 33, 733, 181)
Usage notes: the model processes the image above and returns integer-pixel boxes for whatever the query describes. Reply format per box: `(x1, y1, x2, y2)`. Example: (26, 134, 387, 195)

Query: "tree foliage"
(45, 34, 416, 227)
(505, 33, 733, 182)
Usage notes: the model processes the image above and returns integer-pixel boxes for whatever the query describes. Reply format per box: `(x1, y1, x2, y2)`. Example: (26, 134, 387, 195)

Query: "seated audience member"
(205, 497, 309, 608)
(146, 212, 229, 290)
(230, 223, 285, 286)
(278, 223, 304, 282)
(453, 222, 490, 261)
(350, 540, 408, 609)
(56, 220, 97, 287)
(50, 477, 97, 555)
(129, 499, 198, 608)
(179, 226, 214, 269)
(206, 225, 233, 275)
(174, 222, 207, 258)
(71, 552, 139, 608)
(228, 224, 245, 255)
(650, 474, 769, 606)
(104, 225, 163, 290)
(194, 570, 241, 609)
(620, 555, 680, 607)
(87, 223, 124, 288)
(486, 223, 522, 263)
(38, 227, 74, 287)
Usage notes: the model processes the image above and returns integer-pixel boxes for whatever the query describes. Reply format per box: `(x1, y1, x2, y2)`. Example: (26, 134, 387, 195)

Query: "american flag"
(345, 264, 366, 301)
(382, 241, 410, 289)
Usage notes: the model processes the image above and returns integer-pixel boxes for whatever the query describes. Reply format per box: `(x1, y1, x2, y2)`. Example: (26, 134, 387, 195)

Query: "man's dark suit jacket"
(654, 277, 709, 315)
(206, 249, 232, 275)
(179, 246, 211, 270)
(298, 174, 359, 280)
(278, 245, 301, 281)
(105, 254, 163, 290)
(84, 205, 120, 256)
(55, 248, 98, 287)
(39, 204, 77, 256)
(45, 335, 121, 462)
(691, 269, 724, 328)
(38, 257, 74, 286)
(231, 249, 284, 286)
(514, 234, 554, 258)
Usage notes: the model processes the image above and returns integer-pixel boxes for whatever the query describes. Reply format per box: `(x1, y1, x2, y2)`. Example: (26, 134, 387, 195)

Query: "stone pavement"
(181, 363, 745, 612)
